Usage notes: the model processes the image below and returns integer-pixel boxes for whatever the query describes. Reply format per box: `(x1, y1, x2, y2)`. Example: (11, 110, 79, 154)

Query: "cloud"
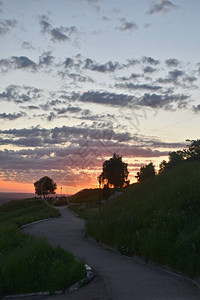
(193, 104, 200, 113)
(0, 125, 132, 148)
(142, 56, 160, 65)
(50, 28, 70, 42)
(115, 83, 162, 91)
(147, 0, 178, 15)
(0, 112, 26, 120)
(157, 69, 197, 86)
(39, 15, 78, 42)
(197, 63, 200, 75)
(80, 91, 134, 106)
(25, 105, 40, 110)
(38, 51, 54, 67)
(0, 52, 54, 73)
(116, 18, 138, 32)
(83, 58, 120, 73)
(0, 85, 41, 104)
(21, 41, 35, 50)
(165, 58, 181, 67)
(62, 56, 139, 74)
(143, 66, 157, 73)
(116, 73, 141, 82)
(0, 18, 17, 35)
(138, 93, 189, 110)
(56, 106, 82, 114)
(11, 56, 37, 69)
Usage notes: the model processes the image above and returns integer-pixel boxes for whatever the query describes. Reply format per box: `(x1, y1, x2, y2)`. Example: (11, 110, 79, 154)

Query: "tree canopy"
(34, 176, 57, 197)
(135, 162, 156, 183)
(100, 153, 129, 189)
(159, 139, 200, 174)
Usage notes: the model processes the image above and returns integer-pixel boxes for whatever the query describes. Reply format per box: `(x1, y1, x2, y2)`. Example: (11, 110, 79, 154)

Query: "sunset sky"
(0, 0, 200, 194)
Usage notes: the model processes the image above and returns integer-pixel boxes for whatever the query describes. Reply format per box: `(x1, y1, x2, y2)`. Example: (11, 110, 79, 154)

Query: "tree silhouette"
(158, 139, 200, 174)
(34, 176, 57, 197)
(100, 153, 129, 189)
(135, 162, 156, 183)
(185, 139, 200, 160)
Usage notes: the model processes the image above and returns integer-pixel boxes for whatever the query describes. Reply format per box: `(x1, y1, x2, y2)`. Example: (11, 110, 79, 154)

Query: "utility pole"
(97, 175, 102, 211)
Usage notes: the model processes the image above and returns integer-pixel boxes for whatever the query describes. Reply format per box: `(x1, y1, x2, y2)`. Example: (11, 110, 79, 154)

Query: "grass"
(0, 198, 86, 297)
(85, 160, 200, 277)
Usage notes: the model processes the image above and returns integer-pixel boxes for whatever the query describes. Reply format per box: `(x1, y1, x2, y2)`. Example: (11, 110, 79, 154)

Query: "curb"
(21, 218, 53, 228)
(4, 264, 94, 299)
(3, 216, 94, 299)
(83, 233, 200, 291)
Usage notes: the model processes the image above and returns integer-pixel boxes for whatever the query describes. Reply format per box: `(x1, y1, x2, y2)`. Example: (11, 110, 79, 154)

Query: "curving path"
(18, 206, 200, 299)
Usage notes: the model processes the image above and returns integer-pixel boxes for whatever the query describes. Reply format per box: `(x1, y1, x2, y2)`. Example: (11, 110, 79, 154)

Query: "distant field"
(0, 193, 35, 205)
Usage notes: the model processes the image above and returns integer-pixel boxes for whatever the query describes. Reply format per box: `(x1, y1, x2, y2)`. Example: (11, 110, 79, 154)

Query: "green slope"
(86, 160, 200, 276)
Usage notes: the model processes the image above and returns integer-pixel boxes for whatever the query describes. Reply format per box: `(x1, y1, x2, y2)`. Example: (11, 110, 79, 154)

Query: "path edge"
(3, 217, 94, 299)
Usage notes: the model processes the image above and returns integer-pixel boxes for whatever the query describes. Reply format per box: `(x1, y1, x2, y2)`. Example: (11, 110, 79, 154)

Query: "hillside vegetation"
(53, 188, 100, 206)
(86, 160, 200, 277)
(0, 198, 86, 296)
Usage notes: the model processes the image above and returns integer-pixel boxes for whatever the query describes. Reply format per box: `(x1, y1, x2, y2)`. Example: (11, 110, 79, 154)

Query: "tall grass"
(86, 161, 200, 277)
(0, 198, 86, 296)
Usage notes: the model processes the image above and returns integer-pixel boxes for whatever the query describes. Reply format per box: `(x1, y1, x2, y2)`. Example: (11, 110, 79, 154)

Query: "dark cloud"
(157, 69, 197, 86)
(56, 106, 82, 114)
(26, 105, 40, 110)
(116, 18, 138, 32)
(0, 125, 131, 148)
(193, 105, 200, 113)
(138, 93, 189, 110)
(11, 56, 37, 70)
(0, 18, 17, 35)
(165, 58, 181, 67)
(39, 15, 78, 42)
(115, 83, 162, 91)
(147, 0, 178, 15)
(0, 52, 54, 73)
(38, 51, 54, 66)
(0, 56, 36, 72)
(0, 112, 25, 120)
(83, 58, 120, 73)
(143, 66, 157, 73)
(142, 56, 160, 65)
(116, 73, 141, 81)
(0, 85, 41, 104)
(62, 56, 139, 74)
(64, 57, 74, 68)
(80, 91, 134, 106)
(50, 28, 70, 41)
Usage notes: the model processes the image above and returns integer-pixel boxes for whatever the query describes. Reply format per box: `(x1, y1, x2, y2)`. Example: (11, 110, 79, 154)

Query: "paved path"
(19, 206, 200, 300)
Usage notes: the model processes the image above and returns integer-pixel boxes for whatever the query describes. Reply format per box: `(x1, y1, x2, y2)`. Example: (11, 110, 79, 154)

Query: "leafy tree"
(34, 176, 57, 197)
(168, 150, 184, 167)
(100, 153, 129, 188)
(185, 139, 200, 160)
(135, 162, 156, 183)
(158, 160, 168, 175)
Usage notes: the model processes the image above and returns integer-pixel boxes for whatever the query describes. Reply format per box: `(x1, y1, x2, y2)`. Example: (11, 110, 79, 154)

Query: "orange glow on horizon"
(0, 180, 98, 195)
(0, 180, 34, 193)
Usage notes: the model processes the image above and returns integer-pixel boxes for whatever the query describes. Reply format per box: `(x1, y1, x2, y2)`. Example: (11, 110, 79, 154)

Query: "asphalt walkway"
(19, 206, 200, 299)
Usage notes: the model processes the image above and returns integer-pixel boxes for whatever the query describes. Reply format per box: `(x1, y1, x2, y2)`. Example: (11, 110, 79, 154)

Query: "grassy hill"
(86, 160, 200, 277)
(0, 198, 86, 296)
(53, 188, 100, 206)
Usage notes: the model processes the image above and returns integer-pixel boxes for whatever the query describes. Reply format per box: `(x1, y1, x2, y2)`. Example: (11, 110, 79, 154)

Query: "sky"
(0, 0, 200, 194)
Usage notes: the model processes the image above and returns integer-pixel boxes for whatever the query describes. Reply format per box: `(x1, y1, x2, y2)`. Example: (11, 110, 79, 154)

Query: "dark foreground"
(14, 206, 200, 300)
